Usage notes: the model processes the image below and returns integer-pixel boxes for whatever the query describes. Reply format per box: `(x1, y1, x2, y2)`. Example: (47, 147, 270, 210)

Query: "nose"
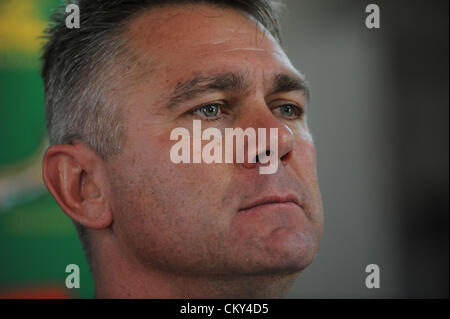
(239, 103, 295, 170)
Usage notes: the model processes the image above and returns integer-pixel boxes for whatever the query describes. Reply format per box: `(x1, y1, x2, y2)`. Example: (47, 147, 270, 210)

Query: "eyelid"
(270, 98, 304, 108)
(192, 101, 226, 114)
(272, 102, 304, 111)
(193, 100, 226, 110)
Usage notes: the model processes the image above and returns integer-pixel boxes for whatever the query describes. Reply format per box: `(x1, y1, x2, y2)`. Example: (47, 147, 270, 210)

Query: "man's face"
(106, 4, 323, 278)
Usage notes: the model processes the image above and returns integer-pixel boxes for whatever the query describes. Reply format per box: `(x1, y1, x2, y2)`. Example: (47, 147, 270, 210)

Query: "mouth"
(238, 194, 302, 214)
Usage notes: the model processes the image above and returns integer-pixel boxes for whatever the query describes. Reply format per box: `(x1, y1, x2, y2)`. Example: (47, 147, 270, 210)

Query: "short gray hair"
(41, 0, 282, 268)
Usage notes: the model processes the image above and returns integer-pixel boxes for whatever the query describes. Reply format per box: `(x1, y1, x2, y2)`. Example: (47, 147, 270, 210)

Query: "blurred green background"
(0, 0, 93, 298)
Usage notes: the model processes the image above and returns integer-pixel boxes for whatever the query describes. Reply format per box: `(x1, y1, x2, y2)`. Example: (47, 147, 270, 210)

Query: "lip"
(238, 194, 302, 213)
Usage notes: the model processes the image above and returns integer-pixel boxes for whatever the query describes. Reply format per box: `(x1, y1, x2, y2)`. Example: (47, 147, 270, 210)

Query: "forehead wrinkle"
(223, 47, 267, 52)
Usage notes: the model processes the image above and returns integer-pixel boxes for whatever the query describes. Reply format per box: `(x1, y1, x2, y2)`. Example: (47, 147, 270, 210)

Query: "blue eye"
(276, 104, 303, 119)
(193, 103, 222, 120)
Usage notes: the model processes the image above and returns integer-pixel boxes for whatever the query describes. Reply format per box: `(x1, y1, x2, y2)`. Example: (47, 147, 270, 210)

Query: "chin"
(270, 228, 318, 268)
(239, 228, 319, 276)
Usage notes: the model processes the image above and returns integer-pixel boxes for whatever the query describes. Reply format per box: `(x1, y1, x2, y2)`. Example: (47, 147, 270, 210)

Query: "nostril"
(255, 150, 271, 163)
(280, 151, 291, 163)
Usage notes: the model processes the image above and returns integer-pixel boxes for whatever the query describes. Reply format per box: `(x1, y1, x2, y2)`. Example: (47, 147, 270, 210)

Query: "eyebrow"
(269, 73, 310, 100)
(165, 71, 309, 110)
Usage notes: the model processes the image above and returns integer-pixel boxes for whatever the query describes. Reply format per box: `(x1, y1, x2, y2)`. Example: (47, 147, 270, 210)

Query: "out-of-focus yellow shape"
(0, 0, 46, 54)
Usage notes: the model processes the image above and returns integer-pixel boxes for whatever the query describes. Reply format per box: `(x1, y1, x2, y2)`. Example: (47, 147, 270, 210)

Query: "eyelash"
(273, 103, 304, 119)
(192, 102, 226, 122)
(191, 102, 304, 121)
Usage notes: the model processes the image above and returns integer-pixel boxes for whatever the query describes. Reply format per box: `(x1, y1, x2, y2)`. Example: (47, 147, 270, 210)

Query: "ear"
(42, 142, 113, 230)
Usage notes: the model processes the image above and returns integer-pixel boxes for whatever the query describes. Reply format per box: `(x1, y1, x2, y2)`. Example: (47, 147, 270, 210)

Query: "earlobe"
(42, 144, 113, 230)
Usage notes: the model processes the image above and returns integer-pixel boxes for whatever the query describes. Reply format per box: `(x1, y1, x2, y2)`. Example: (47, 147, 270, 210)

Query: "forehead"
(125, 4, 296, 77)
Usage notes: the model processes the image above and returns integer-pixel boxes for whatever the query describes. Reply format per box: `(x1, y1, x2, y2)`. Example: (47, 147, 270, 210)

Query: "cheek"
(290, 137, 323, 229)
(291, 136, 318, 180)
(116, 129, 238, 230)
(109, 137, 238, 266)
(289, 120, 314, 143)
